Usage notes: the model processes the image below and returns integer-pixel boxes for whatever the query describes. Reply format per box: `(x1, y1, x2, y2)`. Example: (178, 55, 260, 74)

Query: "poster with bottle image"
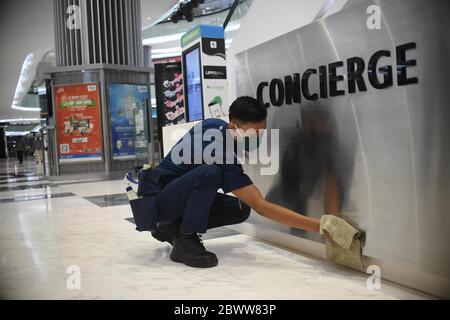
(108, 84, 149, 160)
(154, 61, 185, 128)
(54, 83, 103, 163)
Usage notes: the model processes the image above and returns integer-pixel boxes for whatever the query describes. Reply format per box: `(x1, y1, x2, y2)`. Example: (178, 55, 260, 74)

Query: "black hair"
(229, 96, 267, 123)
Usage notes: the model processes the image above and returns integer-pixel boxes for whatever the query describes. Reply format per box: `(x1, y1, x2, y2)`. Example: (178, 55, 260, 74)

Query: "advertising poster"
(108, 83, 149, 160)
(154, 61, 185, 127)
(54, 83, 103, 163)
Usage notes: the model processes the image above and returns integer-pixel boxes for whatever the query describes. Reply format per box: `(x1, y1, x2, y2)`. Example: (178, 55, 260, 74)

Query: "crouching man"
(149, 97, 321, 268)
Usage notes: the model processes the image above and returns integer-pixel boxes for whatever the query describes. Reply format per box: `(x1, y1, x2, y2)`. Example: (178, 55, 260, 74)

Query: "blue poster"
(108, 84, 149, 160)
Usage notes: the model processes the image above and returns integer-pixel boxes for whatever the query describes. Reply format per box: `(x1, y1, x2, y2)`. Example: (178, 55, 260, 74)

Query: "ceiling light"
(6, 131, 31, 137)
(151, 47, 182, 54)
(151, 52, 182, 59)
(142, 33, 185, 45)
(11, 105, 41, 112)
(184, 11, 194, 22)
(0, 118, 41, 123)
(170, 10, 183, 23)
(180, 1, 194, 21)
(192, 0, 200, 8)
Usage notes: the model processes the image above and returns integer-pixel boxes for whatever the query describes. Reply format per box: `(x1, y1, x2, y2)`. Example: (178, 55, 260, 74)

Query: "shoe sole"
(170, 249, 218, 268)
(152, 230, 174, 245)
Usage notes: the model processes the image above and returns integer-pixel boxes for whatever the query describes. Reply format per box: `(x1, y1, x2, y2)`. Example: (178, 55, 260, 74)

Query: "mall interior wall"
(0, 0, 53, 119)
(226, 0, 348, 103)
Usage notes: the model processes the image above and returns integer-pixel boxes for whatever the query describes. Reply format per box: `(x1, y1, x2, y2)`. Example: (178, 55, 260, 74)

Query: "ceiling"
(0, 0, 179, 121)
(0, 0, 237, 121)
(142, 0, 240, 59)
(140, 0, 180, 29)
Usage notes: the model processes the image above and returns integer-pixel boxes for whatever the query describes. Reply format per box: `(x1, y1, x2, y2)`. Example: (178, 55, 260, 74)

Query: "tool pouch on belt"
(128, 168, 164, 232)
(137, 169, 164, 197)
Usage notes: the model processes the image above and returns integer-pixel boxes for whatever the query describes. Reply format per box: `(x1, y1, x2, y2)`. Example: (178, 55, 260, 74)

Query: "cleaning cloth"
(320, 215, 365, 272)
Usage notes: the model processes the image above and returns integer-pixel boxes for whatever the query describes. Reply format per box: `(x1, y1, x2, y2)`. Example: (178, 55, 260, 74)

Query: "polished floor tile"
(0, 192, 76, 203)
(84, 194, 129, 208)
(0, 159, 433, 300)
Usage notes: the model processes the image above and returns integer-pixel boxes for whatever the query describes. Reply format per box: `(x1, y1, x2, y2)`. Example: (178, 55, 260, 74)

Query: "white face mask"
(233, 123, 262, 152)
(234, 124, 245, 142)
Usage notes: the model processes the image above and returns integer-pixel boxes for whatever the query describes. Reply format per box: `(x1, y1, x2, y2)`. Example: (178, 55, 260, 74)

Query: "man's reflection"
(266, 104, 354, 237)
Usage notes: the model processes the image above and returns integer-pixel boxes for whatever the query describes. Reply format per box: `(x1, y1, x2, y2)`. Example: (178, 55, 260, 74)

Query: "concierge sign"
(54, 83, 103, 163)
(256, 42, 418, 108)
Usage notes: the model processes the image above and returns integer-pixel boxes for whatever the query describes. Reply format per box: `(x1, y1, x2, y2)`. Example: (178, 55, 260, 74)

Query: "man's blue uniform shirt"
(155, 118, 253, 193)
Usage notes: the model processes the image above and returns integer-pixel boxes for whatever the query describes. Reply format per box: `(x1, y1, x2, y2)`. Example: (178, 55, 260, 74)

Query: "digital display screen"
(184, 47, 203, 122)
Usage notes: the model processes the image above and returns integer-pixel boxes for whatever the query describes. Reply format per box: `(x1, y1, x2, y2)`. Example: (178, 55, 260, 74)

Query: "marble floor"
(0, 159, 432, 300)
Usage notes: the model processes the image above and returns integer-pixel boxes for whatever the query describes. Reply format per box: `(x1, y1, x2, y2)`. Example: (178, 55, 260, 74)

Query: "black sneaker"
(151, 221, 180, 245)
(170, 234, 218, 268)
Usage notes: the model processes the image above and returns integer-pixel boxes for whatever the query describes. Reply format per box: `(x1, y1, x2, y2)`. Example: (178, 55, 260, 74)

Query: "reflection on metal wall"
(235, 0, 450, 284)
(53, 0, 143, 67)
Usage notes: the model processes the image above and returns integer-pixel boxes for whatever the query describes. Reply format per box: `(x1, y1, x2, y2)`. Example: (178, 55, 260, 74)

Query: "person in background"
(35, 136, 44, 164)
(15, 138, 25, 164)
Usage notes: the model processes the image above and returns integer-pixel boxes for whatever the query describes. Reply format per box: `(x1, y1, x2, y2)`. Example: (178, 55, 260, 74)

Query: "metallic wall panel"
(235, 0, 450, 282)
(136, 0, 143, 67)
(54, 0, 61, 66)
(113, 0, 120, 65)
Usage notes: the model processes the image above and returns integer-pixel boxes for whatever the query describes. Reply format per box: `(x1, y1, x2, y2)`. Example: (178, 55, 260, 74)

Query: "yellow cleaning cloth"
(320, 215, 365, 272)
